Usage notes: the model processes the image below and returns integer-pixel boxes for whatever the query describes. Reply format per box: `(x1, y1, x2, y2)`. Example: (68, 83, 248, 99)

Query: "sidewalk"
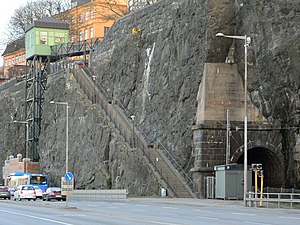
(128, 197, 244, 208)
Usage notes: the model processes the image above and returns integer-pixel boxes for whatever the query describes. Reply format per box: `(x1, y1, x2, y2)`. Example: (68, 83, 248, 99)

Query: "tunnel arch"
(235, 147, 285, 188)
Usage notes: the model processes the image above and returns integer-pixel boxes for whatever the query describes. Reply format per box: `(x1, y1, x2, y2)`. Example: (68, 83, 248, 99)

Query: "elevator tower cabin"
(25, 17, 69, 161)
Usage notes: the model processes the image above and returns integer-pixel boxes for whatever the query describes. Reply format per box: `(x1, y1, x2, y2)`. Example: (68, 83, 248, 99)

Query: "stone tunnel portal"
(236, 147, 284, 189)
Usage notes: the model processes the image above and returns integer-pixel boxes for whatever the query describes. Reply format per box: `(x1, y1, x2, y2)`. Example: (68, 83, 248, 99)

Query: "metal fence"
(246, 189, 300, 209)
(70, 189, 128, 200)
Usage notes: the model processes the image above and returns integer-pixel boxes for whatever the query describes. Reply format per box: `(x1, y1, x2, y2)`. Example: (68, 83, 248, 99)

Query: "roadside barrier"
(70, 189, 128, 200)
(246, 192, 300, 208)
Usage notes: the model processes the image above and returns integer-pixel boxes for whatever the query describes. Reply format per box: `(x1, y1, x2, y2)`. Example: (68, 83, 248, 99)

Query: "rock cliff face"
(0, 81, 26, 164)
(92, 0, 235, 170)
(0, 0, 299, 191)
(38, 72, 159, 195)
(91, 0, 299, 187)
(235, 0, 300, 186)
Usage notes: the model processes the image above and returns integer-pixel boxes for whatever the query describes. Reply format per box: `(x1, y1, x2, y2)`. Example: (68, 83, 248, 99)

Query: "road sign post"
(63, 172, 74, 207)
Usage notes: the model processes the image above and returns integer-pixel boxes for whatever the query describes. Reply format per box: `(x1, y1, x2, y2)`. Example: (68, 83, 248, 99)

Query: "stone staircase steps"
(75, 67, 197, 198)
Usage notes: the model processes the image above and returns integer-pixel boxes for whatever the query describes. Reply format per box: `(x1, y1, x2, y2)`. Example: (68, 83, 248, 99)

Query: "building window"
(85, 11, 89, 21)
(71, 16, 75, 24)
(71, 35, 75, 42)
(90, 10, 93, 19)
(16, 56, 19, 64)
(79, 31, 83, 42)
(40, 31, 47, 45)
(12, 57, 15, 65)
(55, 37, 65, 43)
(79, 14, 83, 22)
(90, 27, 94, 38)
(104, 27, 110, 36)
(84, 29, 88, 40)
(8, 59, 10, 66)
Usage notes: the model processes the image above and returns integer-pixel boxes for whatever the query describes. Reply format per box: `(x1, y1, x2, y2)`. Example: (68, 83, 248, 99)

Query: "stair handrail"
(158, 140, 195, 189)
(77, 65, 195, 196)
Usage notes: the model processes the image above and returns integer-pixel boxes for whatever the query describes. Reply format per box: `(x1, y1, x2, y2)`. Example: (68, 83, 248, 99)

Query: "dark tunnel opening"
(236, 147, 284, 189)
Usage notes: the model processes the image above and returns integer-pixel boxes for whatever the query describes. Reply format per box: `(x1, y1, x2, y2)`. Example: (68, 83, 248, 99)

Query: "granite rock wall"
(1, 0, 299, 192)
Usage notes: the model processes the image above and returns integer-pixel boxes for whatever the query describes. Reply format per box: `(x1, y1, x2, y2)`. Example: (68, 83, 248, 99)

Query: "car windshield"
(0, 186, 8, 191)
(22, 186, 34, 190)
(30, 176, 47, 185)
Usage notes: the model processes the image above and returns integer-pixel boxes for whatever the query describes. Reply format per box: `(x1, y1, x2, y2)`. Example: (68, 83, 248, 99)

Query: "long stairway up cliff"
(74, 66, 196, 197)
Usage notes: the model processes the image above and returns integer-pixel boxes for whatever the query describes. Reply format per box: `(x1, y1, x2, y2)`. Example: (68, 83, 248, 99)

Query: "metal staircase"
(74, 66, 197, 198)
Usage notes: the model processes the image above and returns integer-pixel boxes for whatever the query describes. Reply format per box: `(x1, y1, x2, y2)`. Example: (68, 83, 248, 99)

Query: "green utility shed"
(25, 17, 69, 60)
(214, 164, 252, 200)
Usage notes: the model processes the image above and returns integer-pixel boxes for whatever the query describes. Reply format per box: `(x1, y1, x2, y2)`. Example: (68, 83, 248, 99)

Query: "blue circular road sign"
(65, 172, 74, 182)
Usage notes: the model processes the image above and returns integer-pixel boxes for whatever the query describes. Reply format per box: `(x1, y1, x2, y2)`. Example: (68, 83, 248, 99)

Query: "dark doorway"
(237, 147, 284, 189)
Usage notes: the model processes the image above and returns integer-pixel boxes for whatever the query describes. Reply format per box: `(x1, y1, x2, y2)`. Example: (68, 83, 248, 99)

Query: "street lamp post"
(130, 115, 135, 148)
(13, 120, 29, 173)
(92, 75, 97, 103)
(50, 101, 69, 175)
(216, 33, 251, 206)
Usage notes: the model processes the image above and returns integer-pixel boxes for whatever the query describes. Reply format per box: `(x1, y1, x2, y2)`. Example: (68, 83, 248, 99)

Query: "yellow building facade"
(2, 0, 128, 78)
(1, 38, 26, 79)
(67, 0, 128, 42)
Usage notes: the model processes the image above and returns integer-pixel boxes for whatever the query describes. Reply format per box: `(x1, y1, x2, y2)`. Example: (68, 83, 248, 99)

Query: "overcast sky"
(0, 0, 28, 66)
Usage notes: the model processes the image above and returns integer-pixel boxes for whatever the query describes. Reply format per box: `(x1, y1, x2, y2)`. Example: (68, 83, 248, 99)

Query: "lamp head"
(50, 101, 54, 104)
(216, 33, 225, 37)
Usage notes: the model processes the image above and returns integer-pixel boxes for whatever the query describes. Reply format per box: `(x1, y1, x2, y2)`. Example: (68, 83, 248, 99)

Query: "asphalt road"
(0, 198, 300, 224)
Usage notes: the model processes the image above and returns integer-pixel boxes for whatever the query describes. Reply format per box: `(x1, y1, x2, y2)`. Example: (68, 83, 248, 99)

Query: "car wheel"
(33, 199, 36, 201)
(19, 197, 21, 201)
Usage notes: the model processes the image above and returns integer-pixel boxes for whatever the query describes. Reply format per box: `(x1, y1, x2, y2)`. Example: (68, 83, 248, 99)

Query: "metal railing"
(51, 38, 101, 57)
(74, 65, 196, 197)
(85, 71, 195, 192)
(158, 139, 195, 190)
(70, 189, 128, 200)
(246, 191, 300, 208)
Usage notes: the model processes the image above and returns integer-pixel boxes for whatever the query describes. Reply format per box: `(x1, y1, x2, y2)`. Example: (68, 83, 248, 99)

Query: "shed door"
(227, 173, 237, 199)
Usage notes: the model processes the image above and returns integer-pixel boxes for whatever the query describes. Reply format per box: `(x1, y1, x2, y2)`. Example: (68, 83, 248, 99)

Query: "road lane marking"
(132, 209, 145, 212)
(60, 214, 87, 217)
(244, 222, 272, 225)
(0, 209, 74, 225)
(162, 207, 178, 210)
(232, 212, 256, 216)
(160, 212, 178, 216)
(193, 209, 213, 213)
(279, 216, 300, 220)
(135, 204, 149, 207)
(196, 216, 219, 220)
(112, 202, 126, 205)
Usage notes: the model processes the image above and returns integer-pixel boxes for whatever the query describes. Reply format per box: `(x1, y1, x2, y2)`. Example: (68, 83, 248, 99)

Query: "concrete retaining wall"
(70, 189, 128, 200)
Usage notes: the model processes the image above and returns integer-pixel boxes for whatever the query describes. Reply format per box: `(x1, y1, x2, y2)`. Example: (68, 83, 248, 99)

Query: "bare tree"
(65, 0, 128, 41)
(100, 0, 129, 18)
(86, 0, 128, 21)
(2, 0, 70, 44)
